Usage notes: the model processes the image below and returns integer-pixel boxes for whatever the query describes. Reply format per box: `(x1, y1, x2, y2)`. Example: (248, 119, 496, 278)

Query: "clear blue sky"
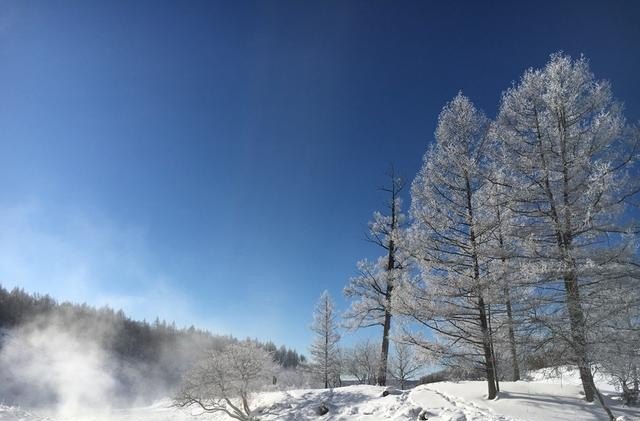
(0, 0, 639, 353)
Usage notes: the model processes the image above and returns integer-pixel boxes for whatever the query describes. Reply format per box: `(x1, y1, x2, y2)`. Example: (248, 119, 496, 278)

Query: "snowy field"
(1, 369, 639, 421)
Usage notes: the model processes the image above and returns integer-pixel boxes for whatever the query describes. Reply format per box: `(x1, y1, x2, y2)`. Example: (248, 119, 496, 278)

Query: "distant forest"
(0, 285, 304, 406)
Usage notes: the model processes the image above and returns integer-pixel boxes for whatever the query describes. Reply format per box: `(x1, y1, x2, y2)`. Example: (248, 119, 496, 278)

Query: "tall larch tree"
(310, 290, 341, 388)
(395, 93, 500, 399)
(495, 53, 640, 412)
(343, 170, 407, 386)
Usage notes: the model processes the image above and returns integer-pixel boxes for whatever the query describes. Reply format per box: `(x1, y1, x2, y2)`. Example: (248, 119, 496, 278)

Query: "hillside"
(0, 286, 305, 407)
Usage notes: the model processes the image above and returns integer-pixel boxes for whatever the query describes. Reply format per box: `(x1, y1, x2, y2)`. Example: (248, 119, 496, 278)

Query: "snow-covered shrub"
(174, 340, 276, 421)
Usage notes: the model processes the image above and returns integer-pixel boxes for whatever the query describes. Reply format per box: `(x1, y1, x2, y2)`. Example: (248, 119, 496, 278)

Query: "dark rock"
(382, 388, 402, 397)
(317, 403, 329, 416)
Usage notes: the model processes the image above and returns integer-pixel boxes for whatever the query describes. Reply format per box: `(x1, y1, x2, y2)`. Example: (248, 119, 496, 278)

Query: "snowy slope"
(1, 375, 639, 421)
(424, 381, 638, 421)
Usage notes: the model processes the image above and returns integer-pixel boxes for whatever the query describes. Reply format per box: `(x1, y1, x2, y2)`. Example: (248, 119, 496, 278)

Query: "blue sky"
(0, 0, 639, 353)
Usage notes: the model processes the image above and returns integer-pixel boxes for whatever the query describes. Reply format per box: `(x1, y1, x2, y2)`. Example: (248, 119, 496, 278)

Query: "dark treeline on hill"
(0, 285, 304, 406)
(264, 341, 307, 368)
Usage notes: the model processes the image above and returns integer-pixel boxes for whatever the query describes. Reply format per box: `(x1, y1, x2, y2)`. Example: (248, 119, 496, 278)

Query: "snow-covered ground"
(1, 368, 638, 421)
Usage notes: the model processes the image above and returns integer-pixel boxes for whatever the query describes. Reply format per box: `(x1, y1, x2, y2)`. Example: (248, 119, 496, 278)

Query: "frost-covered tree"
(343, 171, 407, 386)
(343, 339, 380, 385)
(495, 53, 640, 409)
(388, 340, 421, 390)
(174, 341, 276, 421)
(309, 291, 341, 388)
(394, 93, 500, 399)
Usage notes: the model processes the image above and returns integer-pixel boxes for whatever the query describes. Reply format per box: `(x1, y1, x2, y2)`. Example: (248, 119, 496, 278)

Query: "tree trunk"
(558, 106, 595, 403)
(479, 297, 498, 399)
(496, 205, 520, 381)
(378, 182, 398, 387)
(633, 365, 639, 405)
(622, 381, 633, 406)
(505, 294, 520, 381)
(589, 376, 615, 420)
(378, 306, 391, 386)
(465, 173, 497, 399)
(487, 304, 500, 392)
(564, 269, 595, 402)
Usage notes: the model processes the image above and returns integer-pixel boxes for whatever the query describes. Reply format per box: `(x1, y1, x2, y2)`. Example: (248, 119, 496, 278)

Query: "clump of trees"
(263, 341, 306, 369)
(389, 53, 639, 418)
(338, 53, 638, 419)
